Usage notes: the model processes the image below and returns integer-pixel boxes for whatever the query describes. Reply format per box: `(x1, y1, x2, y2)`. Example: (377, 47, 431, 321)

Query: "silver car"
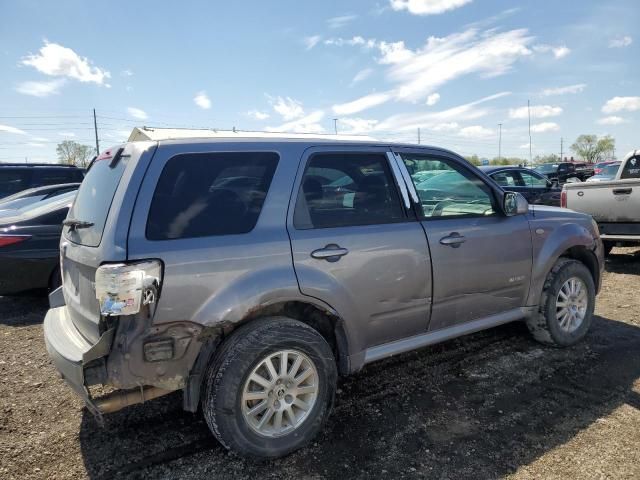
(44, 138, 604, 458)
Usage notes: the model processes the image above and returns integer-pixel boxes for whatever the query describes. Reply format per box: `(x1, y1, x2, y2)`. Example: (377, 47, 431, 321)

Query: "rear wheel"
(202, 317, 337, 459)
(526, 258, 595, 346)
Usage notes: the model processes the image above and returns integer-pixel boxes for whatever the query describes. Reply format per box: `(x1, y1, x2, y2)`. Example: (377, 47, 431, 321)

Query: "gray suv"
(44, 138, 604, 458)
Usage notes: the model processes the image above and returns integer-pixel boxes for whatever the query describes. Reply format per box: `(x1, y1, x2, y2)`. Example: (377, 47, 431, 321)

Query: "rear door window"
(0, 169, 30, 197)
(146, 152, 279, 240)
(620, 156, 640, 179)
(64, 156, 129, 246)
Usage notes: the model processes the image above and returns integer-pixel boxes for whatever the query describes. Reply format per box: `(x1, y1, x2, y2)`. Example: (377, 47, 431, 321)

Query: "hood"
(529, 204, 592, 222)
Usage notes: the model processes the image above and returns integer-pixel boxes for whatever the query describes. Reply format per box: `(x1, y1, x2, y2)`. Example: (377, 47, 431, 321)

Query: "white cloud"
(338, 117, 380, 134)
(609, 35, 632, 48)
(267, 110, 325, 134)
(21, 41, 110, 85)
(602, 96, 640, 114)
(127, 107, 148, 120)
(530, 122, 560, 133)
(327, 14, 357, 29)
(59, 131, 76, 137)
(533, 44, 571, 59)
(0, 124, 28, 135)
(269, 96, 305, 120)
(509, 105, 562, 119)
(390, 0, 473, 16)
(304, 35, 322, 50)
(540, 83, 586, 96)
(247, 110, 270, 120)
(332, 92, 393, 115)
(458, 125, 493, 138)
(519, 142, 533, 149)
(120, 69, 134, 76)
(426, 92, 440, 106)
(351, 68, 373, 86)
(193, 91, 211, 109)
(324, 36, 377, 48)
(597, 116, 626, 125)
(15, 79, 65, 97)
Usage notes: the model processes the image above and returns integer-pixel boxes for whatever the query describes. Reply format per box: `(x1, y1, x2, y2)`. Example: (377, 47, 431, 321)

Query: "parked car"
(44, 139, 603, 459)
(0, 183, 80, 213)
(0, 190, 75, 295)
(563, 150, 640, 254)
(0, 163, 84, 200)
(479, 166, 561, 206)
(534, 162, 592, 183)
(593, 161, 617, 176)
(585, 162, 622, 182)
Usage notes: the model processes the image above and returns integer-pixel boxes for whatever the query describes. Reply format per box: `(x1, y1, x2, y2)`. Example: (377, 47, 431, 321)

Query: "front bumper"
(43, 303, 114, 413)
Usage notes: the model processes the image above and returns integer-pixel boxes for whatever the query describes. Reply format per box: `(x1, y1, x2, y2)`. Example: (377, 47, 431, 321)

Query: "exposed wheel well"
(560, 246, 600, 292)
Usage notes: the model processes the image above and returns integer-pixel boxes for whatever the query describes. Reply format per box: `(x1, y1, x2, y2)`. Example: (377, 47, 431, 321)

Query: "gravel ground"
(1, 248, 639, 480)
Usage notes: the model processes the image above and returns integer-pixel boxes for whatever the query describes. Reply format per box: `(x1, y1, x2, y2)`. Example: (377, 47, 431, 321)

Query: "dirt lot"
(1, 249, 639, 480)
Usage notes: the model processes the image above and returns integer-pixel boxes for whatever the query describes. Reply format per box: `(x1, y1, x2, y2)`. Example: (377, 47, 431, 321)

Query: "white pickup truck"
(563, 150, 640, 254)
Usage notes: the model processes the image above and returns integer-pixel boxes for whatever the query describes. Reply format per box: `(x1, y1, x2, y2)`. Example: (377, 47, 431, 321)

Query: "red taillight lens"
(560, 190, 567, 208)
(0, 235, 31, 247)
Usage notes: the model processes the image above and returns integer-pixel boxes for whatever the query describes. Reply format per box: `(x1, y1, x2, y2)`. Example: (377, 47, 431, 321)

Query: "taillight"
(560, 190, 567, 208)
(95, 260, 162, 316)
(0, 235, 31, 248)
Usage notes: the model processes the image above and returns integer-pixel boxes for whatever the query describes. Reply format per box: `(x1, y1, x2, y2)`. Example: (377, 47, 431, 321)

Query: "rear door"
(393, 148, 532, 331)
(288, 146, 432, 349)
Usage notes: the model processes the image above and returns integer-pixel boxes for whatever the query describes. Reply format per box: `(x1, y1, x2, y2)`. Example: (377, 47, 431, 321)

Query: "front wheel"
(526, 258, 596, 347)
(202, 317, 337, 459)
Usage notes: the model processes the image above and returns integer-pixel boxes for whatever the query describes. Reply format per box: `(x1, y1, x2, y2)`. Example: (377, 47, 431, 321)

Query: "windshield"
(64, 151, 129, 247)
(535, 164, 557, 173)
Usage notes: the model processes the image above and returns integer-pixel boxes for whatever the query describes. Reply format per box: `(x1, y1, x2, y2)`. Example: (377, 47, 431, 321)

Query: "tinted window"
(294, 153, 404, 229)
(64, 156, 129, 246)
(401, 154, 496, 218)
(519, 170, 548, 187)
(32, 168, 81, 186)
(147, 152, 278, 240)
(0, 170, 29, 197)
(620, 156, 640, 179)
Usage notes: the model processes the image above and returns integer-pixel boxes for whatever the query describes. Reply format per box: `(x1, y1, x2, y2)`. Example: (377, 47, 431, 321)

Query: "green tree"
(56, 140, 95, 167)
(570, 135, 615, 164)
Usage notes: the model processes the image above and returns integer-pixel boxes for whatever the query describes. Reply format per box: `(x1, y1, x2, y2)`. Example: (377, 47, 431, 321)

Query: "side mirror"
(504, 192, 529, 216)
(549, 179, 559, 188)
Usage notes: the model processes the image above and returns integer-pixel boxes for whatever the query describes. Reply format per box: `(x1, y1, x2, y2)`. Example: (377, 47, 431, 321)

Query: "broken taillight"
(95, 260, 162, 316)
(0, 235, 31, 248)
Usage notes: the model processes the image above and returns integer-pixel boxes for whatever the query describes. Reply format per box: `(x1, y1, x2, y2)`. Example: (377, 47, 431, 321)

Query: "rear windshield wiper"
(63, 218, 94, 230)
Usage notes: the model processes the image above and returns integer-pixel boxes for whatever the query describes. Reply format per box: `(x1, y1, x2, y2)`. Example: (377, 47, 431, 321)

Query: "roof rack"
(0, 163, 80, 168)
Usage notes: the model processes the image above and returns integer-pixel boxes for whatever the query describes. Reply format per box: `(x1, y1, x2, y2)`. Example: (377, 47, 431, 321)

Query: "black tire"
(202, 317, 337, 459)
(603, 241, 615, 257)
(526, 258, 596, 347)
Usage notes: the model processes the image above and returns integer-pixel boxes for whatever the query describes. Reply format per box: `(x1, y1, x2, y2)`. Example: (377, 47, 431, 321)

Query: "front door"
(393, 149, 533, 332)
(288, 147, 432, 349)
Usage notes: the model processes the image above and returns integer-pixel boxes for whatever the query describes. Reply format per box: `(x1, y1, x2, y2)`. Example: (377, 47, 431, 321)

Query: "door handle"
(613, 188, 632, 195)
(440, 233, 466, 248)
(311, 244, 349, 261)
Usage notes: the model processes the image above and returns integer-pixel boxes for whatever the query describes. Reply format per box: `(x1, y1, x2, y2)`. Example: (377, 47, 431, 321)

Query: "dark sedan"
(0, 182, 80, 213)
(480, 166, 562, 206)
(0, 191, 74, 295)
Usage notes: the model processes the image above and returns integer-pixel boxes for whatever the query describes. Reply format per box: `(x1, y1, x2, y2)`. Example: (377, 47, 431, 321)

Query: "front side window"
(400, 154, 496, 218)
(519, 170, 548, 187)
(490, 171, 519, 187)
(294, 153, 404, 229)
(620, 156, 640, 179)
(146, 152, 278, 240)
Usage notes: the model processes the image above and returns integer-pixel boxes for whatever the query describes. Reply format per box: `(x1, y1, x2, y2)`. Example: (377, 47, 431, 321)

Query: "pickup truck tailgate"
(564, 179, 640, 223)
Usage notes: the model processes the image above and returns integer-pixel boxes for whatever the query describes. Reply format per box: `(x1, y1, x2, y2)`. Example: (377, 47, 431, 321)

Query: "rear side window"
(146, 152, 279, 240)
(64, 157, 129, 246)
(0, 170, 29, 197)
(620, 156, 640, 179)
(293, 153, 404, 229)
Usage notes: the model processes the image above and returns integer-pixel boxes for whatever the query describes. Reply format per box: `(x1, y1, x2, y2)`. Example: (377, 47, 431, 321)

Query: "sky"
(1, 0, 639, 163)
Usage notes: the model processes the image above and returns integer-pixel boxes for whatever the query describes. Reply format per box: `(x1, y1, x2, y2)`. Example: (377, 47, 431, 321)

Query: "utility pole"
(418, 127, 421, 144)
(560, 137, 563, 161)
(527, 100, 532, 166)
(93, 108, 100, 155)
(498, 123, 502, 162)
(333, 118, 338, 135)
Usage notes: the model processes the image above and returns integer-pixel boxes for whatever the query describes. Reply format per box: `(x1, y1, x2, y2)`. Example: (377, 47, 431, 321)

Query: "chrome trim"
(387, 152, 411, 210)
